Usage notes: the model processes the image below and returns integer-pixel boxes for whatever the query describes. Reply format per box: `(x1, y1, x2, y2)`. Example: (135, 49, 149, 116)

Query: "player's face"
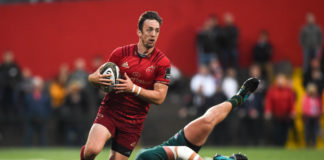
(138, 19, 160, 49)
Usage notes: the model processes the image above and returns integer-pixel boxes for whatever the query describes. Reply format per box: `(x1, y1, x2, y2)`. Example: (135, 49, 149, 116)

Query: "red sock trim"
(80, 145, 85, 160)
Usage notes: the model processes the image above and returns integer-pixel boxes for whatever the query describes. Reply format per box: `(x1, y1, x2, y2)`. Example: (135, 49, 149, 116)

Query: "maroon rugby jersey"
(100, 44, 171, 125)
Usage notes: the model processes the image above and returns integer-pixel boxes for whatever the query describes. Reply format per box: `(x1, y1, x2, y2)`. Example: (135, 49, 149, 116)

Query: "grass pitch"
(0, 147, 323, 160)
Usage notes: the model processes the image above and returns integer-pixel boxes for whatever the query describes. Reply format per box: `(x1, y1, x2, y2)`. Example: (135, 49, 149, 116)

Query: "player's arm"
(137, 82, 168, 105)
(114, 73, 168, 105)
(88, 64, 113, 87)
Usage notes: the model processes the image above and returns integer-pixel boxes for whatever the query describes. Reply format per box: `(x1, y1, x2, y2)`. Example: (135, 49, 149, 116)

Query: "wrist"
(136, 87, 142, 96)
(131, 84, 142, 96)
(132, 84, 136, 93)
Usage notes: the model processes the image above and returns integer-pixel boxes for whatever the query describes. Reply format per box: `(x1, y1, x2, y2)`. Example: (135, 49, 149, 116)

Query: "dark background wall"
(0, 0, 323, 78)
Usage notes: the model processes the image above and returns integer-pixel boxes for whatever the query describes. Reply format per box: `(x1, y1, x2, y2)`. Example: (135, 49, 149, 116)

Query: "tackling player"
(81, 11, 171, 160)
(135, 78, 259, 160)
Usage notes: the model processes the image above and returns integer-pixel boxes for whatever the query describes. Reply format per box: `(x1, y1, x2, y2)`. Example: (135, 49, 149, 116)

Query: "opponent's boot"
(236, 77, 260, 102)
(227, 77, 260, 108)
(229, 153, 248, 160)
(213, 153, 248, 160)
(213, 154, 229, 160)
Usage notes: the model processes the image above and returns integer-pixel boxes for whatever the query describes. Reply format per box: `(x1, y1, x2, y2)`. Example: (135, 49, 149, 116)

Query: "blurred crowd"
(0, 12, 323, 148)
(0, 52, 105, 146)
(179, 12, 324, 147)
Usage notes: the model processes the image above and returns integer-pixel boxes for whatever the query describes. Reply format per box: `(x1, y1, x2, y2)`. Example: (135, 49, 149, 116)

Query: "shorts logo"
(174, 133, 179, 139)
(122, 62, 129, 68)
(130, 141, 137, 147)
(146, 65, 156, 73)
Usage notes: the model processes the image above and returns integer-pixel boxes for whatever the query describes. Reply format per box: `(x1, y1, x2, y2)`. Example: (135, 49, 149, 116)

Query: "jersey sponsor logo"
(131, 77, 153, 85)
(122, 62, 129, 68)
(165, 68, 171, 80)
(132, 72, 141, 78)
(146, 65, 156, 73)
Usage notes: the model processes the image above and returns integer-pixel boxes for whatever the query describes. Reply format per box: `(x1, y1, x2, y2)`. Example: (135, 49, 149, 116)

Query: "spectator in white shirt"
(222, 68, 238, 99)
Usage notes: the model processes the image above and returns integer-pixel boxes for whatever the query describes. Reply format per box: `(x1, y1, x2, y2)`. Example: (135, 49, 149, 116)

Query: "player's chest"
(118, 57, 157, 82)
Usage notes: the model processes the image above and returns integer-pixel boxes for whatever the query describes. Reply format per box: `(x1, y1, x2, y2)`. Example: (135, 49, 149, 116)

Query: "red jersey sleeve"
(107, 47, 123, 64)
(155, 57, 171, 85)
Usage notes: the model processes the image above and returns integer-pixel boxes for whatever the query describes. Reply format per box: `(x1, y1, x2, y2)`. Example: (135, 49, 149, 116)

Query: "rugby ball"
(99, 62, 120, 92)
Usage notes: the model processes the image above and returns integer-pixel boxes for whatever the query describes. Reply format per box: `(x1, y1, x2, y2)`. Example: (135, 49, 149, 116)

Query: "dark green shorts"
(161, 129, 200, 152)
(135, 129, 201, 160)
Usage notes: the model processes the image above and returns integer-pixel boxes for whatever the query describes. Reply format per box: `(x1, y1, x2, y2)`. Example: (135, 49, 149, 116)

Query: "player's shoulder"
(152, 48, 170, 66)
(112, 44, 136, 56)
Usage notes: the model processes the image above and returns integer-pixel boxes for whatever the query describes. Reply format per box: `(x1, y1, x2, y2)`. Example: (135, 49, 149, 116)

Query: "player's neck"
(137, 42, 154, 55)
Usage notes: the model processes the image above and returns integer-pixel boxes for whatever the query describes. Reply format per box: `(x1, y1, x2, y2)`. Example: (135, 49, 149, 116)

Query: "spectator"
(50, 64, 69, 109)
(24, 76, 51, 146)
(222, 68, 238, 99)
(302, 83, 322, 147)
(209, 58, 223, 86)
(303, 58, 324, 93)
(264, 74, 295, 146)
(253, 30, 274, 81)
(49, 64, 69, 145)
(299, 13, 323, 72)
(239, 64, 267, 145)
(62, 81, 89, 146)
(219, 13, 239, 69)
(0, 51, 22, 117)
(196, 15, 222, 65)
(190, 65, 216, 115)
(17, 68, 34, 114)
(68, 58, 89, 90)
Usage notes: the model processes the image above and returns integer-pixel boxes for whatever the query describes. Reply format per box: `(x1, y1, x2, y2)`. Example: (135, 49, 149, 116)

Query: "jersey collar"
(134, 44, 156, 59)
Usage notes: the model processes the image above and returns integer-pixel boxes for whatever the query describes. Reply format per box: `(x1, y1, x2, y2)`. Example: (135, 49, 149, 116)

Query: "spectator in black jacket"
(196, 15, 222, 65)
(253, 30, 273, 81)
(0, 51, 22, 117)
(220, 13, 239, 69)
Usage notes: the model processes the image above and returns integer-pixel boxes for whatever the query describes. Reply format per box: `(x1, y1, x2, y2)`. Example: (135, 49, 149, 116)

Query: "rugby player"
(81, 11, 171, 160)
(135, 77, 259, 160)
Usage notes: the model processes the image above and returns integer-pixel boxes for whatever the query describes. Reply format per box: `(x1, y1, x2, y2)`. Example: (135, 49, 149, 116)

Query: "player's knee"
(84, 145, 102, 157)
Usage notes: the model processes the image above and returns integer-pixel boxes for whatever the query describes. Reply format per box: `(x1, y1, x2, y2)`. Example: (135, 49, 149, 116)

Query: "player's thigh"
(108, 150, 129, 160)
(85, 123, 112, 153)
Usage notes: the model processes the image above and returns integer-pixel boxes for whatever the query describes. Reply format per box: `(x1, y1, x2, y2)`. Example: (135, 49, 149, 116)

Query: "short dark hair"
(138, 11, 162, 31)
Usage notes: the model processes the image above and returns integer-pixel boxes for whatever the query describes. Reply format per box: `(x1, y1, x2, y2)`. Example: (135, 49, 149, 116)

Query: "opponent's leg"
(184, 101, 233, 146)
(184, 78, 259, 146)
(81, 124, 112, 160)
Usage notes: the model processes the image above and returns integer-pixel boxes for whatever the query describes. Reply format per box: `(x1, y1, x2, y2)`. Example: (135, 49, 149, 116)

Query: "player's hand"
(114, 73, 134, 93)
(88, 64, 113, 86)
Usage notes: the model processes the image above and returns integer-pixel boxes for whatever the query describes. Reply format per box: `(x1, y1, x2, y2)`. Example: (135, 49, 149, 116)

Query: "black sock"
(227, 95, 243, 108)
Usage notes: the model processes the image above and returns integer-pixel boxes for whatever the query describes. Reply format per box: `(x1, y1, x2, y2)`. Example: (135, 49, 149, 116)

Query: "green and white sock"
(227, 95, 243, 108)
